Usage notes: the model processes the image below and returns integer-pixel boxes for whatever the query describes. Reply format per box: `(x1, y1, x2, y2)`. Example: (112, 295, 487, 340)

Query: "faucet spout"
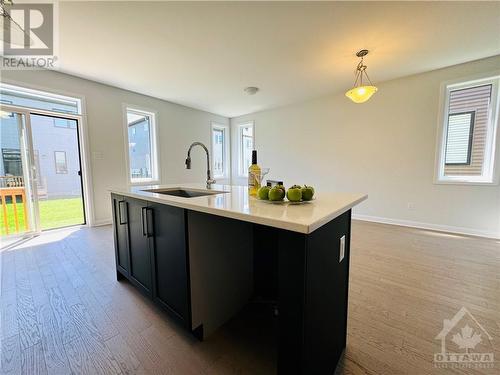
(186, 142, 216, 188)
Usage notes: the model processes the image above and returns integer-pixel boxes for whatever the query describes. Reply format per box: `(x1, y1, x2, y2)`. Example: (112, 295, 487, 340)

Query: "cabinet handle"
(141, 207, 147, 237)
(118, 200, 127, 225)
(145, 207, 154, 238)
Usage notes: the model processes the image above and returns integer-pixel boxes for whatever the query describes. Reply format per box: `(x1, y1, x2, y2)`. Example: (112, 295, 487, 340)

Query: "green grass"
(0, 197, 84, 236)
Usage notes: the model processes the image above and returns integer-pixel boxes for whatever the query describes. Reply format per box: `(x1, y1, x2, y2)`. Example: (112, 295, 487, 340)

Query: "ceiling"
(57, 1, 500, 117)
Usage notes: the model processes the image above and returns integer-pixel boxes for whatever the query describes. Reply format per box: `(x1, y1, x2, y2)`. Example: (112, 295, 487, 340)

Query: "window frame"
(210, 122, 230, 180)
(123, 104, 160, 185)
(0, 80, 97, 227)
(237, 121, 255, 177)
(54, 151, 68, 174)
(434, 74, 500, 185)
(444, 111, 475, 166)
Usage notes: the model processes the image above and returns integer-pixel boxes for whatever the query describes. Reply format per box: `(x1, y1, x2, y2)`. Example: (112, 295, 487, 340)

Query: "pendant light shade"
(345, 85, 378, 103)
(345, 50, 378, 103)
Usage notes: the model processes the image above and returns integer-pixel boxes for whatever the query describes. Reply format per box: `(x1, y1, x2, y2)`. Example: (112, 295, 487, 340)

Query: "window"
(238, 122, 254, 176)
(211, 122, 229, 179)
(53, 117, 77, 129)
(54, 151, 68, 174)
(436, 76, 500, 184)
(125, 107, 159, 184)
(2, 148, 22, 176)
(0, 83, 81, 115)
(445, 112, 474, 165)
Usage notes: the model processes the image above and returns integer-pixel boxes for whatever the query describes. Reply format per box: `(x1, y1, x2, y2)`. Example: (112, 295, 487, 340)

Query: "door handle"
(145, 207, 154, 238)
(141, 207, 154, 238)
(141, 207, 147, 236)
(118, 200, 127, 225)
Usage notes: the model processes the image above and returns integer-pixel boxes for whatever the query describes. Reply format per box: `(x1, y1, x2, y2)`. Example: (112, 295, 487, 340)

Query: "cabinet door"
(150, 203, 189, 323)
(111, 194, 130, 276)
(127, 198, 153, 296)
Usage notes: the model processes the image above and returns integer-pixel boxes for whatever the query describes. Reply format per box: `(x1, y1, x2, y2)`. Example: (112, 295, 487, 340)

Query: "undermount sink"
(142, 188, 227, 198)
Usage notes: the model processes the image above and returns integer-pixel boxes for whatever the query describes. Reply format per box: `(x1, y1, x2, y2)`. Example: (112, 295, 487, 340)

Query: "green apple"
(301, 185, 315, 201)
(269, 185, 285, 201)
(258, 186, 271, 200)
(286, 185, 302, 202)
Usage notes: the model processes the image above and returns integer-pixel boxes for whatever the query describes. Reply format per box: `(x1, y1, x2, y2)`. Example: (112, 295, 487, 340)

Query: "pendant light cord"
(352, 56, 374, 87)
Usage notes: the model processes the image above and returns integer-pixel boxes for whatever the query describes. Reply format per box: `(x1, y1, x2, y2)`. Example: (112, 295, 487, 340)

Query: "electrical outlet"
(339, 235, 345, 263)
(407, 202, 416, 210)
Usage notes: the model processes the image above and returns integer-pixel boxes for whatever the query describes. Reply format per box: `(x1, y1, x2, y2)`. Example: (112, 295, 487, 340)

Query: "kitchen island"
(110, 184, 367, 375)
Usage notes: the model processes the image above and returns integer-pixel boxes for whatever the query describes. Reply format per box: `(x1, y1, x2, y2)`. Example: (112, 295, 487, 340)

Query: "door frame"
(0, 103, 91, 232)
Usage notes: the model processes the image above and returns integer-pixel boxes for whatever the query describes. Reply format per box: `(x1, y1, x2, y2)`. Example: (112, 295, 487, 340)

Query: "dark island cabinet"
(126, 198, 154, 296)
(111, 194, 190, 326)
(111, 194, 130, 277)
(149, 203, 189, 324)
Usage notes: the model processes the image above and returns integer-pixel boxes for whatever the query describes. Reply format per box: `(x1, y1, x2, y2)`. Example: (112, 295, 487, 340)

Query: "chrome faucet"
(185, 142, 216, 188)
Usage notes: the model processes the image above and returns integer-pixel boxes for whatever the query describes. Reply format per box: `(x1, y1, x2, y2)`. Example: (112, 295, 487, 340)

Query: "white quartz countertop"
(110, 184, 367, 234)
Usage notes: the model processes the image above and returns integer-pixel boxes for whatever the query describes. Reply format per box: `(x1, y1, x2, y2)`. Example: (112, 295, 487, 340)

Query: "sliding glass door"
(0, 110, 39, 240)
(0, 108, 86, 245)
(29, 113, 85, 230)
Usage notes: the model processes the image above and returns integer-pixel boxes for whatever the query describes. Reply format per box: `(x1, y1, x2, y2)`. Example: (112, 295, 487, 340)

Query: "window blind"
(444, 84, 492, 176)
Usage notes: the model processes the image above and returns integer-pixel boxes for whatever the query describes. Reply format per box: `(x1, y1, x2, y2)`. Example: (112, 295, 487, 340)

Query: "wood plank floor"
(1, 221, 498, 374)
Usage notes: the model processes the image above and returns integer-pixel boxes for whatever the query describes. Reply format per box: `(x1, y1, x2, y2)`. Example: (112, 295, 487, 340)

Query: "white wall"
(231, 55, 500, 238)
(1, 69, 228, 225)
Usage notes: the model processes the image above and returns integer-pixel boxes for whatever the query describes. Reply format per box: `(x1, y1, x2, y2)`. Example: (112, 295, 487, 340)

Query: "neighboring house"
(128, 117, 152, 179)
(0, 114, 21, 177)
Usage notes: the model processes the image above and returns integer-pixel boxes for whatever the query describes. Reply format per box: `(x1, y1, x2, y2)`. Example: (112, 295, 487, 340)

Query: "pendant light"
(345, 50, 378, 103)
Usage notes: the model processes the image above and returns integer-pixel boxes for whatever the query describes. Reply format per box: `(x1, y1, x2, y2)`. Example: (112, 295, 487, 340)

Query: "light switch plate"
(339, 235, 345, 263)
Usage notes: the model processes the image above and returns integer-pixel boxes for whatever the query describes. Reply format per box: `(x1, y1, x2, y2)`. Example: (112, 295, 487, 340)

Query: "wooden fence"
(1, 176, 29, 235)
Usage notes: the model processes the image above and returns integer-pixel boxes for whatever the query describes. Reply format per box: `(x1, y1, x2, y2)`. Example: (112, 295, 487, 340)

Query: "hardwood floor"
(1, 221, 498, 374)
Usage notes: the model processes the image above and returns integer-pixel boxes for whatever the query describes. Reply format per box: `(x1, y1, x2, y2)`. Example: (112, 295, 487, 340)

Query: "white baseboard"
(91, 219, 112, 227)
(352, 214, 500, 240)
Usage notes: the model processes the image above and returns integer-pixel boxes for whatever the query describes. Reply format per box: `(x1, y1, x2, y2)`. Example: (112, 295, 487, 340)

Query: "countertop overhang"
(110, 184, 367, 234)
